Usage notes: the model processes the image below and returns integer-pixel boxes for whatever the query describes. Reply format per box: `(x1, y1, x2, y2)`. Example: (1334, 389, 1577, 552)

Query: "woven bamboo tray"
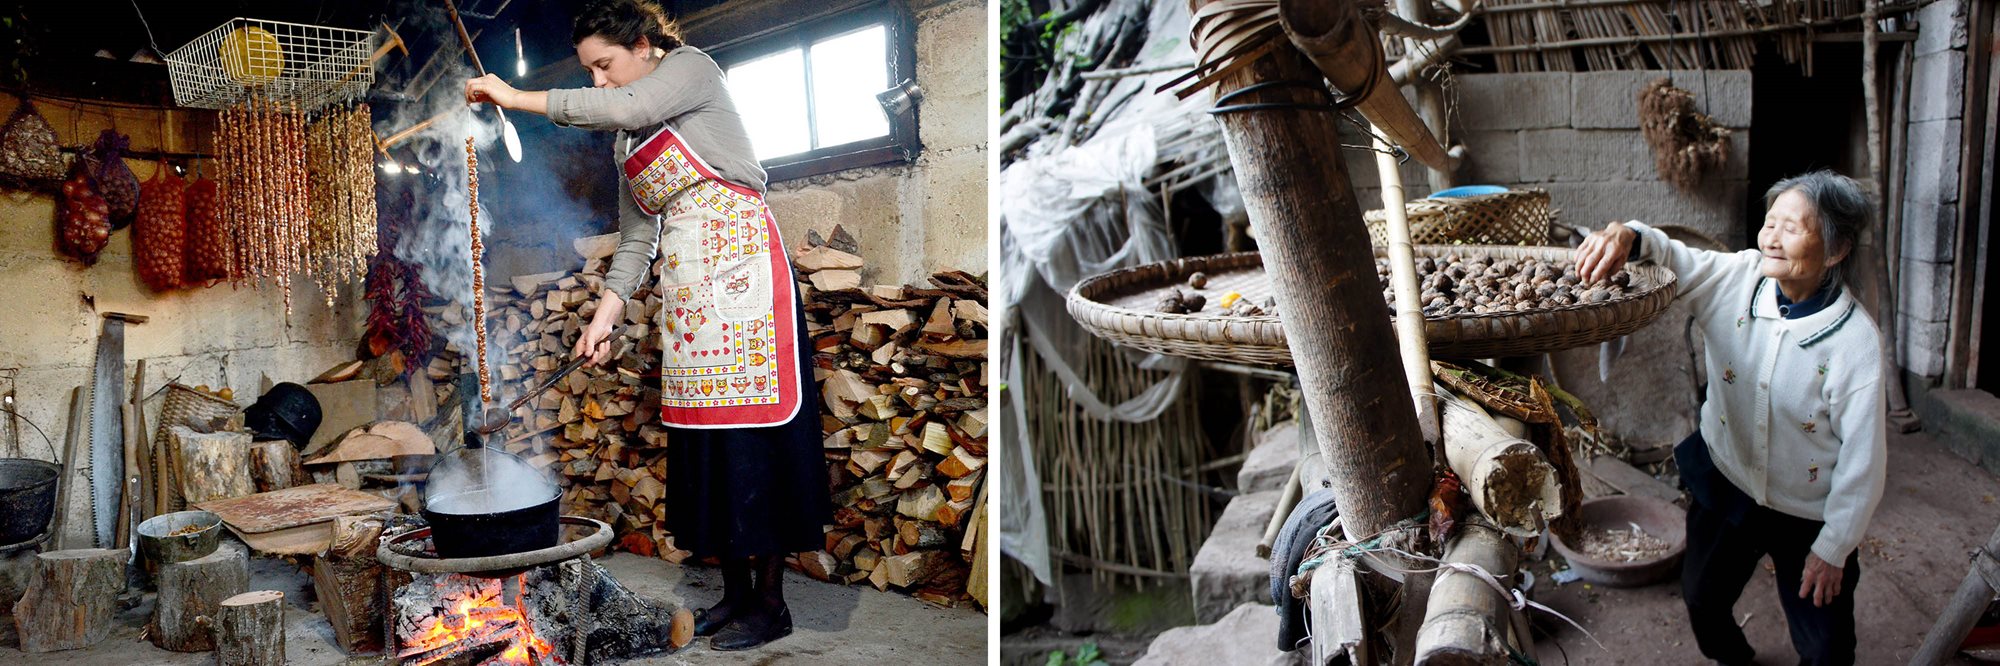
(1066, 246, 1678, 365)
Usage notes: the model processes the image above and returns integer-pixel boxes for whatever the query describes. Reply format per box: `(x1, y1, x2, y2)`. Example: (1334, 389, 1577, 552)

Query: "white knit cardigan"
(1629, 221, 1887, 564)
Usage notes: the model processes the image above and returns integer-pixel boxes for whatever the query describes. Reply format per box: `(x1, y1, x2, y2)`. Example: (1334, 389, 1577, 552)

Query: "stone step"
(1133, 602, 1305, 666)
(1239, 421, 1303, 493)
(1189, 489, 1282, 624)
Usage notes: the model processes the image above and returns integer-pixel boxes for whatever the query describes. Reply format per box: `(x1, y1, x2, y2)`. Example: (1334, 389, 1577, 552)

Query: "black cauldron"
(420, 486, 561, 559)
(0, 459, 59, 546)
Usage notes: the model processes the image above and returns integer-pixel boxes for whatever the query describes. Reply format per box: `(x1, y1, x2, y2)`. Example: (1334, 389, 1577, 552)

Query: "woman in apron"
(466, 0, 828, 651)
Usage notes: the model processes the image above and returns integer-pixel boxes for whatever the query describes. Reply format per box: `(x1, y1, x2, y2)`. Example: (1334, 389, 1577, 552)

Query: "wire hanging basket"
(164, 18, 375, 113)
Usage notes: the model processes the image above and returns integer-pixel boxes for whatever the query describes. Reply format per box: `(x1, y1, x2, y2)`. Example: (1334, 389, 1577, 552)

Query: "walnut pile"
(1381, 255, 1632, 317)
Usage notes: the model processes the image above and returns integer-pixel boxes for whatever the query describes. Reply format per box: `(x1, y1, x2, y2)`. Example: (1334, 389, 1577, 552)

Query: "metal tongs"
(473, 325, 631, 436)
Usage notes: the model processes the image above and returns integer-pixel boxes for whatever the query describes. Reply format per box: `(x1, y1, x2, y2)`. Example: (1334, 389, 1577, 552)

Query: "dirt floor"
(0, 551, 988, 665)
(1532, 428, 2000, 665)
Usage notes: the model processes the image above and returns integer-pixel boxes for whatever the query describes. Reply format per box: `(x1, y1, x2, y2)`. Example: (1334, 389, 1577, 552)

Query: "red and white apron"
(623, 125, 802, 429)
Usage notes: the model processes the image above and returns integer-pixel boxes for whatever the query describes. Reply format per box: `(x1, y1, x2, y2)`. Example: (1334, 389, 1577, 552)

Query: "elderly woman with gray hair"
(1575, 169, 1886, 666)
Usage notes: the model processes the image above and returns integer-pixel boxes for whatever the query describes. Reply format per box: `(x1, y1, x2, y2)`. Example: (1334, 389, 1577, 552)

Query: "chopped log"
(878, 550, 951, 589)
(214, 590, 285, 666)
(809, 270, 862, 291)
(573, 233, 619, 261)
(173, 426, 255, 504)
(1439, 391, 1562, 537)
(795, 245, 866, 272)
(248, 440, 304, 493)
(1414, 523, 1523, 664)
(312, 516, 389, 654)
(10, 549, 126, 652)
(152, 541, 249, 651)
(899, 521, 948, 548)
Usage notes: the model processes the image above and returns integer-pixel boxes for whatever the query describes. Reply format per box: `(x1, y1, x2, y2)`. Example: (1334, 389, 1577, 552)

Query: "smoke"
(426, 448, 557, 514)
(372, 0, 616, 416)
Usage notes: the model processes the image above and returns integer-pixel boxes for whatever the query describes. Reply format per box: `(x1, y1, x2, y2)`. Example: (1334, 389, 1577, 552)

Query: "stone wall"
(762, 0, 990, 286)
(0, 99, 364, 547)
(1894, 0, 1968, 383)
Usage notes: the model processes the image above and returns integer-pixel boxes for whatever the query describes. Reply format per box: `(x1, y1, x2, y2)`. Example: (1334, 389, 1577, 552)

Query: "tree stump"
(247, 439, 304, 493)
(9, 549, 126, 652)
(171, 426, 254, 504)
(151, 540, 248, 651)
(214, 590, 285, 666)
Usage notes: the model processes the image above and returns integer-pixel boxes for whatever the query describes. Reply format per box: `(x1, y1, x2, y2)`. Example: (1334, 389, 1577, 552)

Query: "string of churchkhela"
(468, 136, 491, 405)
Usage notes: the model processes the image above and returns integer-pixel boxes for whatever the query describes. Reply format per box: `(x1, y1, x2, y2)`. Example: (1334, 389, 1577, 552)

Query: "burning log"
(390, 556, 683, 665)
(151, 541, 249, 652)
(214, 590, 286, 666)
(10, 549, 126, 652)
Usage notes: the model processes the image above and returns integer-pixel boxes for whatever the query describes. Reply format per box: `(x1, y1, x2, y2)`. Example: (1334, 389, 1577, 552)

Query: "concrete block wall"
(0, 99, 364, 548)
(1895, 0, 1968, 382)
(764, 0, 989, 286)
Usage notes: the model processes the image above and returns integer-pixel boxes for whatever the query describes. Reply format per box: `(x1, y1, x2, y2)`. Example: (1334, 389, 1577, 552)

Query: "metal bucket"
(138, 510, 223, 569)
(0, 459, 59, 546)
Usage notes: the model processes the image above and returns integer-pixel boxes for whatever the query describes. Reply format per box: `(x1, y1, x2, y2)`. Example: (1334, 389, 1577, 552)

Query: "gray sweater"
(545, 46, 768, 300)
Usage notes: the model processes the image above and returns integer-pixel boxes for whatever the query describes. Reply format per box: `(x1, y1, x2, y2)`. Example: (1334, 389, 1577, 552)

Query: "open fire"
(395, 573, 557, 666)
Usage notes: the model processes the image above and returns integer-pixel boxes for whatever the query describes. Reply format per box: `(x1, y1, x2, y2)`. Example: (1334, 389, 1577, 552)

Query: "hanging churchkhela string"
(468, 136, 492, 405)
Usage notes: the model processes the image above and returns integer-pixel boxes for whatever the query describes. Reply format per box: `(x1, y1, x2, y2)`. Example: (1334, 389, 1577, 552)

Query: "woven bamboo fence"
(1442, 0, 1900, 74)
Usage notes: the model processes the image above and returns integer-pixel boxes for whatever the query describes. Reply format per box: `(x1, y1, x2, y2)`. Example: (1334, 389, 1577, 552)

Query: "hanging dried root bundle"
(1638, 78, 1732, 191)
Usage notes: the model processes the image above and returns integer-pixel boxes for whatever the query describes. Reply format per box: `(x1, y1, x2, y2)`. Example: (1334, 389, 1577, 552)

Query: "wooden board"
(196, 484, 394, 534)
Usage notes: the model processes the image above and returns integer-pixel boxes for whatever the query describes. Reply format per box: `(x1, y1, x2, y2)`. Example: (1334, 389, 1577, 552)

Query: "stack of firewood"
(790, 227, 989, 603)
(469, 227, 987, 604)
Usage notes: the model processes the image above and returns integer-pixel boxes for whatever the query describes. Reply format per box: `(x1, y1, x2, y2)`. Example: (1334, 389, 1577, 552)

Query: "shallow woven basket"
(1363, 189, 1555, 247)
(1066, 246, 1678, 366)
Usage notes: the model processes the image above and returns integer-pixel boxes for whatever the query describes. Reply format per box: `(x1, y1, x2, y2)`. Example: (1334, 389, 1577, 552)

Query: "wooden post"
(214, 590, 286, 666)
(10, 549, 126, 652)
(1414, 523, 1523, 664)
(151, 541, 249, 652)
(1914, 523, 2000, 664)
(1193, 0, 1432, 540)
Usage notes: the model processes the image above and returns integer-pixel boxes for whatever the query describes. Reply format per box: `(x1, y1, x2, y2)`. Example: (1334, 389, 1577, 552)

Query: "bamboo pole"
(1438, 391, 1562, 537)
(1375, 131, 1440, 448)
(1199, 0, 1433, 541)
(1278, 0, 1456, 172)
(1913, 522, 2000, 664)
(1414, 522, 1523, 664)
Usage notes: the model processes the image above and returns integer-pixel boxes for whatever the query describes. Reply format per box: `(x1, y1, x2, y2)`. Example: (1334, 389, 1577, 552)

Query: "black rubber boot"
(694, 558, 752, 637)
(711, 555, 794, 651)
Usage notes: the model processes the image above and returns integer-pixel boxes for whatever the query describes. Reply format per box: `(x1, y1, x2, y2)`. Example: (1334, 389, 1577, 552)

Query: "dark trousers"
(1678, 432, 1861, 666)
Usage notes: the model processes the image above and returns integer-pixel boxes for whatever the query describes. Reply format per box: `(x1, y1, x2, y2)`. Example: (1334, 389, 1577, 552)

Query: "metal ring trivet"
(377, 516, 613, 575)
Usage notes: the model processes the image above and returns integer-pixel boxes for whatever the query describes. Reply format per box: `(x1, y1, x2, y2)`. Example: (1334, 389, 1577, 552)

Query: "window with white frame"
(712, 5, 917, 181)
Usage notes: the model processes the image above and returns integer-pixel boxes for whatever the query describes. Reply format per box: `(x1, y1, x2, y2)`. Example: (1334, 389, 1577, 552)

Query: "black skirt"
(664, 305, 830, 559)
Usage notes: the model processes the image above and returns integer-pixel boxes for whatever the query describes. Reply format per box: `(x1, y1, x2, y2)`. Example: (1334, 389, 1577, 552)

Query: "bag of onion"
(183, 175, 230, 284)
(57, 158, 110, 265)
(136, 162, 187, 291)
(90, 129, 139, 229)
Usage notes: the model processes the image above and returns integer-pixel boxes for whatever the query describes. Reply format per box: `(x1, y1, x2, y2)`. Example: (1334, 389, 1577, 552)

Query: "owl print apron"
(623, 124, 803, 429)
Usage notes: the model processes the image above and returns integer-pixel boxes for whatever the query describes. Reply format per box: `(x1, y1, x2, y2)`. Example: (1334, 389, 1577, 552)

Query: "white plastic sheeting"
(996, 0, 1248, 586)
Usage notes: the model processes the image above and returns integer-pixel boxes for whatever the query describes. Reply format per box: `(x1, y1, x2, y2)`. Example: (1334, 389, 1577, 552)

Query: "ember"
(395, 574, 555, 666)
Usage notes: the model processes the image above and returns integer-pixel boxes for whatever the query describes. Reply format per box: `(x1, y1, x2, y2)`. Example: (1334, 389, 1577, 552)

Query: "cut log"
(10, 549, 126, 652)
(248, 440, 304, 493)
(809, 270, 861, 291)
(312, 516, 389, 653)
(151, 541, 249, 651)
(573, 233, 619, 261)
(173, 426, 255, 504)
(214, 590, 285, 666)
(1439, 391, 1562, 537)
(878, 550, 951, 589)
(795, 245, 866, 272)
